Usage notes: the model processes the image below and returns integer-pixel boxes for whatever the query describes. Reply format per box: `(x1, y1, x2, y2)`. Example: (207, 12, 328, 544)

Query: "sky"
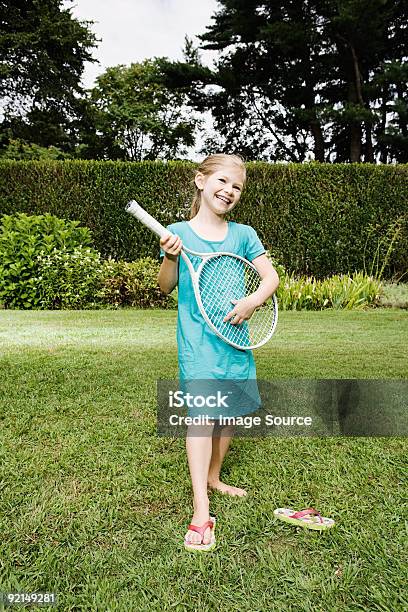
(68, 0, 220, 89)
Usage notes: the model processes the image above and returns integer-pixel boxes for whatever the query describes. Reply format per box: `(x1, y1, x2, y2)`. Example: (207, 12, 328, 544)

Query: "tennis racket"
(125, 200, 278, 350)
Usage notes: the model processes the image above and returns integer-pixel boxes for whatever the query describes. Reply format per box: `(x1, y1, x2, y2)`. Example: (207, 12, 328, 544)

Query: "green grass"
(0, 310, 407, 611)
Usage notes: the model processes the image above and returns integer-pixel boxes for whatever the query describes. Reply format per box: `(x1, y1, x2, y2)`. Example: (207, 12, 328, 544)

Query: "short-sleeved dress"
(160, 220, 265, 419)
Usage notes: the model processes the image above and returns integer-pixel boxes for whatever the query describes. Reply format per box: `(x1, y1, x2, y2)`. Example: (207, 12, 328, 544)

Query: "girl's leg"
(185, 423, 214, 544)
(207, 424, 247, 496)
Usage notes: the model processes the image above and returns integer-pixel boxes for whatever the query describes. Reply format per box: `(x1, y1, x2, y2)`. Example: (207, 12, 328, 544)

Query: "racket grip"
(125, 200, 171, 239)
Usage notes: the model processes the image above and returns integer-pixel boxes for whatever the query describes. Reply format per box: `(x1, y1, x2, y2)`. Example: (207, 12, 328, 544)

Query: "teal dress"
(161, 221, 265, 419)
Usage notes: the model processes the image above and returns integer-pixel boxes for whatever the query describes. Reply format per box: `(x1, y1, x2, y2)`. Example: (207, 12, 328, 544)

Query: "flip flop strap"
(289, 507, 323, 523)
(187, 520, 214, 540)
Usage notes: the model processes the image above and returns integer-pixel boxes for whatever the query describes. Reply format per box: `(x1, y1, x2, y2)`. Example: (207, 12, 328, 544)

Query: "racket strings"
(198, 256, 277, 348)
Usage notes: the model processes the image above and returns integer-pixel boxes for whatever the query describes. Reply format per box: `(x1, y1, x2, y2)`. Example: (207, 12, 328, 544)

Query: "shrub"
(36, 247, 104, 309)
(376, 282, 408, 309)
(0, 139, 70, 160)
(99, 257, 176, 308)
(276, 272, 383, 310)
(0, 213, 92, 309)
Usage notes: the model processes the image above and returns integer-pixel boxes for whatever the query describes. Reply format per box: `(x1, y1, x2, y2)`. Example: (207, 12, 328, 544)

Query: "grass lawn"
(0, 309, 407, 611)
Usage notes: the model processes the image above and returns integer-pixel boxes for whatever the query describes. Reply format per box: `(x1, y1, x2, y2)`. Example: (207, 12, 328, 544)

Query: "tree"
(0, 138, 69, 159)
(160, 0, 408, 162)
(78, 60, 201, 161)
(0, 0, 98, 152)
(319, 0, 407, 162)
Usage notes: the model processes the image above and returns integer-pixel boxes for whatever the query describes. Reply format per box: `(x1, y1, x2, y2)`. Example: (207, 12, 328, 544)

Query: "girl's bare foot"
(208, 479, 247, 497)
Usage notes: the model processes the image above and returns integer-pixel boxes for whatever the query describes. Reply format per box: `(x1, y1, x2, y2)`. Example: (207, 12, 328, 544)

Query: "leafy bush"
(0, 213, 92, 309)
(36, 247, 103, 309)
(0, 139, 70, 160)
(277, 272, 382, 310)
(0, 209, 385, 312)
(376, 282, 408, 309)
(363, 214, 408, 281)
(99, 257, 176, 308)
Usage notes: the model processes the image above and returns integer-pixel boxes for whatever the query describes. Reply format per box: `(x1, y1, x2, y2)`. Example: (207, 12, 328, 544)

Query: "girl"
(158, 154, 279, 551)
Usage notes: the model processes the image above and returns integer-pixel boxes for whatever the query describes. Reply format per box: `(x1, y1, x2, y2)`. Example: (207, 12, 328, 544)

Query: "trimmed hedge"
(0, 160, 407, 279)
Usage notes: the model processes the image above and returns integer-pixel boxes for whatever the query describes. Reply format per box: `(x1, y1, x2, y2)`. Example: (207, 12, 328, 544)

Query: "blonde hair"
(190, 153, 246, 219)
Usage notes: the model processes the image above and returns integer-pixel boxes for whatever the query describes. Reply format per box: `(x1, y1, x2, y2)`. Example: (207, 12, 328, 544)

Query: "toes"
(209, 481, 247, 497)
(203, 527, 211, 544)
(227, 486, 246, 496)
(185, 530, 202, 545)
(185, 530, 199, 544)
(185, 528, 211, 545)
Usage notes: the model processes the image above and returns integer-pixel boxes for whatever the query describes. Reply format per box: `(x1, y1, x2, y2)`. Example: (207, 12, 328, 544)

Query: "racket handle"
(125, 200, 171, 239)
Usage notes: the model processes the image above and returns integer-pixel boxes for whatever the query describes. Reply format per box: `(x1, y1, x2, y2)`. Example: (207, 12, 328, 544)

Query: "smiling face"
(194, 164, 245, 217)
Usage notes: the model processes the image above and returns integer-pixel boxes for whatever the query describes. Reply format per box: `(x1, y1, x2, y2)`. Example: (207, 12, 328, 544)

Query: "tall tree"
(78, 60, 200, 161)
(319, 0, 407, 162)
(160, 0, 407, 162)
(0, 0, 98, 152)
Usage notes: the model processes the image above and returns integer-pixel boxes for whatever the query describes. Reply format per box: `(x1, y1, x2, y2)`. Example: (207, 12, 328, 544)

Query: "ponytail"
(190, 191, 200, 220)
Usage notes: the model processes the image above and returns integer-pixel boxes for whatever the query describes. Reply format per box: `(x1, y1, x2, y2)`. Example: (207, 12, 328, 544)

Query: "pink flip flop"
(184, 516, 216, 552)
(274, 507, 335, 531)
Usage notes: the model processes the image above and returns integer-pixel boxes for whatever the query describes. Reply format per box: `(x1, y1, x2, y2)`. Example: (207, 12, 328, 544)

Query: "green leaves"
(35, 246, 103, 309)
(276, 272, 383, 311)
(189, 0, 408, 162)
(1, 0, 98, 153)
(0, 212, 93, 309)
(98, 258, 176, 309)
(0, 160, 406, 278)
(0, 211, 177, 310)
(0, 139, 70, 161)
(81, 61, 201, 161)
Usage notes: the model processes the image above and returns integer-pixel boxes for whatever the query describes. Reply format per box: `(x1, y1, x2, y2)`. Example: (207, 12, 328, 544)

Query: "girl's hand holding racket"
(224, 296, 258, 325)
(160, 234, 182, 260)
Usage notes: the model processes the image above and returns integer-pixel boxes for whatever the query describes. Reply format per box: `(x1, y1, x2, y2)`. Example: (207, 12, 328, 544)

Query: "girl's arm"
(248, 253, 280, 307)
(224, 254, 279, 325)
(157, 234, 182, 295)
